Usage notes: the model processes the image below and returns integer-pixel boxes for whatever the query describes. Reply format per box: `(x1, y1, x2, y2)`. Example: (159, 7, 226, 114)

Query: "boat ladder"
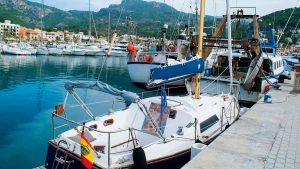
(52, 140, 74, 169)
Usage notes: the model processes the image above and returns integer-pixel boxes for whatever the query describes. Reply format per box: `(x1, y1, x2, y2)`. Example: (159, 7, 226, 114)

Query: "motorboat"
(84, 45, 106, 56)
(108, 47, 128, 57)
(2, 43, 31, 55)
(71, 45, 85, 56)
(48, 45, 64, 55)
(36, 46, 49, 55)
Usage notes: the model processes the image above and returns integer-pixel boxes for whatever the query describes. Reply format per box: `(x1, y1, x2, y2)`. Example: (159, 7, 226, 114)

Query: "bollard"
(293, 64, 300, 93)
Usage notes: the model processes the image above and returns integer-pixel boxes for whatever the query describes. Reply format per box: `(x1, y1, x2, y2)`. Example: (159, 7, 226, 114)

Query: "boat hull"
(48, 48, 63, 55)
(2, 47, 31, 55)
(44, 141, 191, 169)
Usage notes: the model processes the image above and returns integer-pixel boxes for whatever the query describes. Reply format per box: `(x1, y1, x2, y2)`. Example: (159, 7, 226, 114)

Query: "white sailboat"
(39, 1, 239, 169)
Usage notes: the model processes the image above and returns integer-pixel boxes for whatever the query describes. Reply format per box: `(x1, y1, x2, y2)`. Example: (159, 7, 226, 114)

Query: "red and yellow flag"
(80, 134, 94, 169)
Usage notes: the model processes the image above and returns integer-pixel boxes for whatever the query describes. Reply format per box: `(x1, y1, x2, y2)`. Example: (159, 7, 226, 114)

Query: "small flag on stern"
(80, 133, 94, 169)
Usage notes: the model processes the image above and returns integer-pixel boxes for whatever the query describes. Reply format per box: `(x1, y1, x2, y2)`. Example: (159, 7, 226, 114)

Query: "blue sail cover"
(65, 81, 140, 103)
(150, 58, 205, 81)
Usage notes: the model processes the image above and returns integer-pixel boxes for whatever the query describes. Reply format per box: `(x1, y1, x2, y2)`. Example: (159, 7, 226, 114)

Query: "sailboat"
(36, 0, 49, 55)
(38, 0, 239, 169)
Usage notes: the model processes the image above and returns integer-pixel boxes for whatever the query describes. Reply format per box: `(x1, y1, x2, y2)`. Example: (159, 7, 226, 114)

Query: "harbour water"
(0, 54, 146, 169)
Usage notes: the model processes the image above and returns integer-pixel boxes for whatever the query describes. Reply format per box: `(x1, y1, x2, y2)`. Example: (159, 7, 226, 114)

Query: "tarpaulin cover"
(65, 81, 140, 103)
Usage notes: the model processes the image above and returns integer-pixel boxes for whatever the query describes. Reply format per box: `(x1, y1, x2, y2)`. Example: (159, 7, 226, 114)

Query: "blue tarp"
(150, 58, 205, 80)
(65, 81, 140, 104)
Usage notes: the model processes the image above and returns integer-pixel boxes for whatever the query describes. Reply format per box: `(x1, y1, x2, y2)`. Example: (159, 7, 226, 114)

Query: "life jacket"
(131, 46, 137, 61)
(127, 44, 134, 52)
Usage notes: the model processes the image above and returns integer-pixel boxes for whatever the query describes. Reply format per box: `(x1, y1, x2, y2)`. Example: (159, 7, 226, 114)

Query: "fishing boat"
(202, 9, 288, 93)
(38, 1, 240, 168)
(283, 53, 300, 68)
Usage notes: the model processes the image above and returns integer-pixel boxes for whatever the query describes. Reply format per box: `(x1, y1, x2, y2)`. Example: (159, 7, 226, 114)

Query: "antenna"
(226, 0, 233, 94)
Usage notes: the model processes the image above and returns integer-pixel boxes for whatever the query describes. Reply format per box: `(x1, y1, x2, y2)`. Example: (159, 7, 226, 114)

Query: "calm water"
(0, 54, 147, 169)
(0, 54, 258, 168)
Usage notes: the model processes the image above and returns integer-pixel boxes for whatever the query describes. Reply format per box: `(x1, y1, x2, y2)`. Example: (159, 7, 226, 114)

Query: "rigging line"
(276, 0, 300, 45)
(91, 13, 98, 39)
(97, 55, 108, 81)
(284, 18, 300, 51)
(113, 0, 127, 33)
(170, 0, 187, 40)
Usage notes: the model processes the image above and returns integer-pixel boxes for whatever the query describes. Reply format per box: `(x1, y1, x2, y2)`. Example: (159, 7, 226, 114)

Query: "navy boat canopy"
(65, 81, 140, 104)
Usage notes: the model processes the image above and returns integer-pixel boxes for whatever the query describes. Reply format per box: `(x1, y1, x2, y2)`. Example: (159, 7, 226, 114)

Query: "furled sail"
(147, 58, 204, 88)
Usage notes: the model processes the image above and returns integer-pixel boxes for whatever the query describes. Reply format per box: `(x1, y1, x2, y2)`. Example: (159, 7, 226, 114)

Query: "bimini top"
(64, 81, 140, 104)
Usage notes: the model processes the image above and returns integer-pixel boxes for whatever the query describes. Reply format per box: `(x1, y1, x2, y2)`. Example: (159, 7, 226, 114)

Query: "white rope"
(276, 0, 300, 45)
(284, 18, 300, 51)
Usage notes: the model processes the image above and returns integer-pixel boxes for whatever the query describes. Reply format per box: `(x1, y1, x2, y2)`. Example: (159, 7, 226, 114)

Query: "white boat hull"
(109, 51, 128, 57)
(72, 50, 85, 56)
(36, 48, 49, 55)
(85, 50, 106, 56)
(2, 47, 31, 55)
(48, 48, 63, 55)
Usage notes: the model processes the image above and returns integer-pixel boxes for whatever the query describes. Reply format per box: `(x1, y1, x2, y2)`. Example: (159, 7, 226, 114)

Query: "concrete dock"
(183, 81, 300, 169)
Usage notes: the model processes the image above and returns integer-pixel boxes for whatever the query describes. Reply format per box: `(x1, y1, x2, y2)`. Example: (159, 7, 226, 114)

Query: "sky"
(29, 0, 300, 16)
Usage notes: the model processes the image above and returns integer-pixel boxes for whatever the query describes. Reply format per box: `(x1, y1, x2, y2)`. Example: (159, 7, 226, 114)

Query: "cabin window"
(200, 115, 219, 133)
(94, 145, 105, 154)
(88, 124, 98, 131)
(262, 48, 273, 54)
(169, 110, 177, 119)
(103, 119, 114, 126)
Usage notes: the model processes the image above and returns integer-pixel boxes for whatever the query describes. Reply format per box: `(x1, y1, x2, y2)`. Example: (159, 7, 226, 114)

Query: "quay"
(183, 77, 300, 169)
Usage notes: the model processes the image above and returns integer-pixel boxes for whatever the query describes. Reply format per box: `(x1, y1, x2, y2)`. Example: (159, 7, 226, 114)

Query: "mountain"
(260, 7, 300, 43)
(0, 0, 89, 29)
(0, 0, 215, 37)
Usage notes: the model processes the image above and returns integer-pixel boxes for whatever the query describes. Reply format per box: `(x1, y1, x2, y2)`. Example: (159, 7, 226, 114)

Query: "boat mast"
(226, 0, 233, 93)
(194, 0, 205, 99)
(197, 0, 205, 57)
(88, 0, 92, 43)
(40, 0, 45, 44)
(108, 11, 110, 41)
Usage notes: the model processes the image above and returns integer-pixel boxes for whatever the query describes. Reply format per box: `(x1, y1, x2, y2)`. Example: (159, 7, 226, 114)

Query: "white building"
(0, 20, 20, 38)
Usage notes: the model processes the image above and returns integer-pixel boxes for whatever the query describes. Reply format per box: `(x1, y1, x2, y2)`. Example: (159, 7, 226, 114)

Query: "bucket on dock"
(190, 143, 207, 160)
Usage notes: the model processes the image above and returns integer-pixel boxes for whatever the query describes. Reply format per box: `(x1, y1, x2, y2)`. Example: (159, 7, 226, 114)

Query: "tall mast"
(108, 11, 110, 41)
(226, 0, 233, 93)
(197, 0, 205, 56)
(194, 0, 205, 99)
(40, 0, 45, 44)
(88, 0, 91, 42)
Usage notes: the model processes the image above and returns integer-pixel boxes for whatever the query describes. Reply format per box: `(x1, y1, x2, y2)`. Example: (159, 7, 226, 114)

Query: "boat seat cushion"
(68, 129, 96, 143)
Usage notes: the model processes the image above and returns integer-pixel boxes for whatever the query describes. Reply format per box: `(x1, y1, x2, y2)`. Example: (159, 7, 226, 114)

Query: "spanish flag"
(80, 134, 94, 169)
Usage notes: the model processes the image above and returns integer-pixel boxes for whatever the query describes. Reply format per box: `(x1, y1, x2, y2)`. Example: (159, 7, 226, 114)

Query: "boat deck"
(183, 76, 300, 169)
